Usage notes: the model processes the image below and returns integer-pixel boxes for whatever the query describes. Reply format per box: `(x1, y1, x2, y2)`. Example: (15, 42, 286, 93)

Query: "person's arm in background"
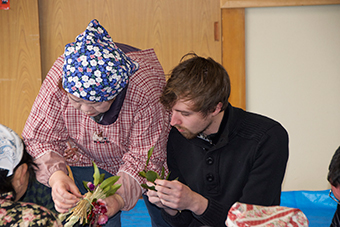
(22, 56, 82, 213)
(113, 49, 171, 212)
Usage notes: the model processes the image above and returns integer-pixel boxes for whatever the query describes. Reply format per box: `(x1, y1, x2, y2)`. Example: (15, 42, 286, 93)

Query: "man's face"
(170, 99, 214, 139)
(67, 93, 114, 117)
(332, 184, 340, 202)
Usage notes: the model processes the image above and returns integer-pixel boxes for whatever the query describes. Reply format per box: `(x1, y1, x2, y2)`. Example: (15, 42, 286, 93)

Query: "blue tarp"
(121, 199, 151, 226)
(280, 190, 337, 227)
(121, 190, 338, 227)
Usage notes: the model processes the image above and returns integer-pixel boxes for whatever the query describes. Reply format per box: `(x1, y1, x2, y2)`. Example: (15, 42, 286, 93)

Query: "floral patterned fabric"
(20, 180, 56, 214)
(0, 192, 62, 227)
(63, 19, 139, 102)
(226, 202, 309, 227)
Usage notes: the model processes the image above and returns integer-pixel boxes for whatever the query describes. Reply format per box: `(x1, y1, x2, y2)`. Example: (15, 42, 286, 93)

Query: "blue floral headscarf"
(62, 19, 139, 102)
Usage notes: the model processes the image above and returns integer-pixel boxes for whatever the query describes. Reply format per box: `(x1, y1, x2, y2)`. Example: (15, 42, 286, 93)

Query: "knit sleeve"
(160, 199, 226, 227)
(161, 209, 193, 227)
(193, 198, 226, 226)
(238, 123, 289, 205)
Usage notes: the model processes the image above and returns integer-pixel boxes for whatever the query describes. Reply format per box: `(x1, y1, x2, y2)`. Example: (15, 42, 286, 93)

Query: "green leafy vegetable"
(59, 161, 122, 226)
(138, 146, 171, 191)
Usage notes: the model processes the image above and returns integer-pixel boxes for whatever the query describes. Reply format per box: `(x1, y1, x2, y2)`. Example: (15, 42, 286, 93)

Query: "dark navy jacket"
(162, 103, 289, 227)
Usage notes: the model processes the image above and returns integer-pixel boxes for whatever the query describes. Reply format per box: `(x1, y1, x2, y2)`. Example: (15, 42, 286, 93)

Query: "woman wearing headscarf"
(22, 19, 171, 226)
(0, 124, 62, 226)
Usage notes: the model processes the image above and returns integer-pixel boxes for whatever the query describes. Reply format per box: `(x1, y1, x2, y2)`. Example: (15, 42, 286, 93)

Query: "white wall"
(245, 5, 340, 191)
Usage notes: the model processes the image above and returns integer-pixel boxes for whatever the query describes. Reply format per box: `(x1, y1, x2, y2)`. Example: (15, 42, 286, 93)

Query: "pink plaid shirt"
(22, 49, 171, 209)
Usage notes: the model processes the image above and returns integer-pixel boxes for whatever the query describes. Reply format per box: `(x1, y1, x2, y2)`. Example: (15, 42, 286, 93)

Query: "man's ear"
(212, 102, 223, 116)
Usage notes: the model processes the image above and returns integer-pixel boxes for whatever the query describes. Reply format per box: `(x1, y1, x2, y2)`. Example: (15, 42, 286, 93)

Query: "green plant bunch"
(82, 162, 121, 197)
(138, 146, 174, 191)
(59, 161, 121, 227)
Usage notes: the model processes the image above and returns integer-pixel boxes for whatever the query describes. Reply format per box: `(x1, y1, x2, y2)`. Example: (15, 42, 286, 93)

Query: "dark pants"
(142, 194, 172, 227)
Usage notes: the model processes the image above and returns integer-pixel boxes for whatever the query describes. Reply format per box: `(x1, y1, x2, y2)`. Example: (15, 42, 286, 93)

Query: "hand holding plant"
(59, 162, 121, 227)
(138, 146, 174, 191)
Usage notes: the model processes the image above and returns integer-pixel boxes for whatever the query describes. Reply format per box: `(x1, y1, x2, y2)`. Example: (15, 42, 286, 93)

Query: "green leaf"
(99, 175, 120, 190)
(141, 183, 156, 191)
(145, 146, 154, 169)
(82, 181, 90, 191)
(166, 172, 171, 180)
(139, 171, 146, 178)
(146, 170, 159, 183)
(105, 184, 122, 197)
(139, 145, 180, 191)
(160, 166, 165, 179)
(92, 161, 100, 186)
(99, 173, 105, 184)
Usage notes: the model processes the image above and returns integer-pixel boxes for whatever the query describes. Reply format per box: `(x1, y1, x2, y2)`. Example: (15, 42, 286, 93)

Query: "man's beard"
(175, 121, 212, 140)
(175, 126, 198, 140)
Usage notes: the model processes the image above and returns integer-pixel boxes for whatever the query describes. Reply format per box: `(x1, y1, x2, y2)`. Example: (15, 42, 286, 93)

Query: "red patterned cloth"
(226, 202, 309, 227)
(22, 48, 171, 188)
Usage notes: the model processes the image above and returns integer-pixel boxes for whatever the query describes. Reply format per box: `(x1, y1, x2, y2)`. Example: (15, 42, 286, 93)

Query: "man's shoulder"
(231, 106, 288, 141)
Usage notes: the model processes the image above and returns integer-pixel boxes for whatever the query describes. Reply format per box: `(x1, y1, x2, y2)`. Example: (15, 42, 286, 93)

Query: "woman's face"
(67, 93, 115, 117)
(332, 184, 340, 202)
(12, 164, 30, 202)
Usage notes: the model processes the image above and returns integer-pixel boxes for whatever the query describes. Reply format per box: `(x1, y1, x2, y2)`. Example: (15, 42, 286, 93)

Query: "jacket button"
(206, 157, 214, 165)
(206, 173, 214, 182)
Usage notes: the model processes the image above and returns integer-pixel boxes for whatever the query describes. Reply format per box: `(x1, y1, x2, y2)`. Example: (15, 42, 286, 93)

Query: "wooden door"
(0, 0, 41, 135)
(38, 0, 221, 79)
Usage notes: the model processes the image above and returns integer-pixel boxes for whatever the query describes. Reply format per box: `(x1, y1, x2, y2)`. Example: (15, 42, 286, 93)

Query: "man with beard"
(146, 53, 289, 227)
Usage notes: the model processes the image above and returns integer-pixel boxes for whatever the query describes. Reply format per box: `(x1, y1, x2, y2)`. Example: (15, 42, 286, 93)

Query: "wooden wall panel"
(0, 0, 41, 135)
(38, 0, 221, 79)
(222, 8, 246, 109)
(220, 0, 340, 8)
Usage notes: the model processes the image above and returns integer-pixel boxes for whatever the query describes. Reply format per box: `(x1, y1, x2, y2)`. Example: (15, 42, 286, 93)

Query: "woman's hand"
(49, 170, 82, 213)
(103, 194, 125, 218)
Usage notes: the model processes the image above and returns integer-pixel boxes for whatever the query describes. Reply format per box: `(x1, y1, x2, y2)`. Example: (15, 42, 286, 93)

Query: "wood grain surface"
(0, 0, 41, 135)
(221, 0, 340, 8)
(38, 0, 221, 79)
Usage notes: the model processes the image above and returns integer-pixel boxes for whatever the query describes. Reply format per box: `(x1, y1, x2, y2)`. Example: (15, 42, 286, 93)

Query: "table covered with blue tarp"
(280, 190, 337, 227)
(121, 190, 337, 227)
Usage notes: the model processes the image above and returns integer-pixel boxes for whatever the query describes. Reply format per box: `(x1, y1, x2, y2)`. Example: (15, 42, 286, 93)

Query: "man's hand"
(146, 181, 178, 216)
(49, 170, 82, 213)
(147, 179, 209, 216)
